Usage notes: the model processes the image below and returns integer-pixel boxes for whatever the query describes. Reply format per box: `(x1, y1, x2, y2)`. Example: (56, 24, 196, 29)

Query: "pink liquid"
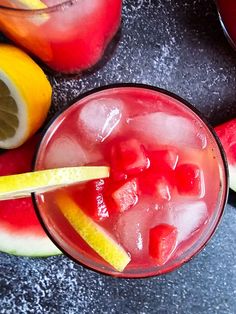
(217, 0, 236, 48)
(34, 86, 227, 277)
(0, 0, 122, 73)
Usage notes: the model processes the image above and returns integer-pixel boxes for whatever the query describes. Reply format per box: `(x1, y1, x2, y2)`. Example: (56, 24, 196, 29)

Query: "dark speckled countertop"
(0, 0, 236, 313)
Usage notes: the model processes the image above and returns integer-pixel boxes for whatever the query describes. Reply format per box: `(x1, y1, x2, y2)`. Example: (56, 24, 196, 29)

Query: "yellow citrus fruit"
(0, 44, 52, 149)
(17, 0, 47, 9)
(0, 166, 110, 200)
(0, 0, 47, 9)
(56, 192, 131, 272)
(16, 0, 49, 24)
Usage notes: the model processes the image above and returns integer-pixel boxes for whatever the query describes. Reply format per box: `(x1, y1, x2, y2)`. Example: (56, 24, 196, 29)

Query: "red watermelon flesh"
(0, 136, 61, 256)
(215, 118, 236, 192)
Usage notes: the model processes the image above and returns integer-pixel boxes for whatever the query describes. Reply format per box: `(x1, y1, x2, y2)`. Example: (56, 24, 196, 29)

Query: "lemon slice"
(16, 0, 49, 24)
(17, 0, 47, 9)
(0, 166, 110, 200)
(0, 44, 52, 149)
(56, 192, 131, 272)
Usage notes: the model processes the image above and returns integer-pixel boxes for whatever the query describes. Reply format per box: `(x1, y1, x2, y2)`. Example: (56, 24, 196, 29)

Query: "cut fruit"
(175, 164, 204, 198)
(0, 0, 48, 25)
(149, 224, 177, 265)
(0, 197, 61, 256)
(139, 171, 173, 202)
(149, 148, 179, 171)
(0, 166, 110, 200)
(56, 192, 131, 272)
(0, 136, 60, 256)
(110, 138, 149, 180)
(138, 148, 177, 201)
(74, 179, 109, 222)
(17, 0, 47, 9)
(215, 119, 236, 192)
(0, 134, 39, 176)
(0, 44, 52, 149)
(112, 178, 139, 212)
(152, 176, 172, 202)
(17, 0, 49, 25)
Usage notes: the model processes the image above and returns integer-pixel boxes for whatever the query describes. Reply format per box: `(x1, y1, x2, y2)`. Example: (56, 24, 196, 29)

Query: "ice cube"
(168, 201, 208, 243)
(115, 199, 155, 258)
(128, 112, 206, 149)
(79, 98, 124, 142)
(44, 135, 101, 169)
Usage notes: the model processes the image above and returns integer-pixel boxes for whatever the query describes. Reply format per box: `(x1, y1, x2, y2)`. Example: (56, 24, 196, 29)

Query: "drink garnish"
(0, 166, 110, 200)
(0, 44, 51, 149)
(56, 192, 131, 272)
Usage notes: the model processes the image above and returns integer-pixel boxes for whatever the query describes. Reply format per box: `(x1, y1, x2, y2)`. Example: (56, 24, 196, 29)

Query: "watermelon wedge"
(215, 118, 236, 192)
(0, 135, 61, 256)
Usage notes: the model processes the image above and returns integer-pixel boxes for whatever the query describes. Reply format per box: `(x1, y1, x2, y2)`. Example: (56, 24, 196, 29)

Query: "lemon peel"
(56, 192, 131, 272)
(0, 166, 110, 200)
(0, 44, 52, 149)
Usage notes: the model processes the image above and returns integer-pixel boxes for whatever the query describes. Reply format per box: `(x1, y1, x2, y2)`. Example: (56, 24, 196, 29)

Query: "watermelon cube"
(149, 224, 178, 265)
(153, 176, 172, 202)
(139, 171, 173, 202)
(73, 179, 109, 222)
(148, 148, 179, 172)
(138, 148, 178, 201)
(175, 163, 204, 197)
(110, 138, 149, 180)
(112, 178, 139, 212)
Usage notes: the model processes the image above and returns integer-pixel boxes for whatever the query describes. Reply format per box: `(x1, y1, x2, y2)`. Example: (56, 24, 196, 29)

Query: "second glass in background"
(216, 0, 236, 50)
(0, 0, 122, 73)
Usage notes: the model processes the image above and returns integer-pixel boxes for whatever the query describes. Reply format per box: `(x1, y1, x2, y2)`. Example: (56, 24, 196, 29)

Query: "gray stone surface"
(0, 0, 236, 313)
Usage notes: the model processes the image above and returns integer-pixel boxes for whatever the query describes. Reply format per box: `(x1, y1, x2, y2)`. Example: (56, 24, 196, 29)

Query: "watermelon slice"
(0, 135, 61, 256)
(215, 119, 236, 192)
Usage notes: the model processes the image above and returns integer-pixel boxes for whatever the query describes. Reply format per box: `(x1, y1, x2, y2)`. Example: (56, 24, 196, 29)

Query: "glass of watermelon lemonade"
(0, 0, 122, 73)
(33, 84, 228, 278)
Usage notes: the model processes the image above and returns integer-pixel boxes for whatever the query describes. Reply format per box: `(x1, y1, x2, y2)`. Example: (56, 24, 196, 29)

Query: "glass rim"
(0, 0, 81, 14)
(215, 1, 236, 51)
(32, 83, 229, 278)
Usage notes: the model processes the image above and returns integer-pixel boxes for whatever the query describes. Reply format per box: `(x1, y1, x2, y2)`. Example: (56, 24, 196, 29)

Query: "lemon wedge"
(56, 192, 131, 272)
(0, 44, 52, 149)
(0, 166, 110, 200)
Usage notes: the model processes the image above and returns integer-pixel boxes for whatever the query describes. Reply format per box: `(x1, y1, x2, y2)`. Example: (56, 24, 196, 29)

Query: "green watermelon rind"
(0, 226, 62, 257)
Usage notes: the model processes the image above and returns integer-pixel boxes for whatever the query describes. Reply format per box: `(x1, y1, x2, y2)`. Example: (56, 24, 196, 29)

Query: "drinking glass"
(0, 0, 122, 73)
(216, 0, 236, 49)
(33, 84, 228, 278)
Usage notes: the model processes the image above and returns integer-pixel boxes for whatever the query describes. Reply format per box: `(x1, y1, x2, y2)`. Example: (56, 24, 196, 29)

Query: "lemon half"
(0, 44, 52, 149)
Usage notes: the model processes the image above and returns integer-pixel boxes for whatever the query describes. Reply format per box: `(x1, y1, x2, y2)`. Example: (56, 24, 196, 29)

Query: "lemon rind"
(56, 192, 131, 272)
(0, 166, 110, 200)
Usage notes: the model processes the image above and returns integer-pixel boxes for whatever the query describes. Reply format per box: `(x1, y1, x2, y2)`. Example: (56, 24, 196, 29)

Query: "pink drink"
(0, 0, 122, 73)
(34, 85, 228, 277)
